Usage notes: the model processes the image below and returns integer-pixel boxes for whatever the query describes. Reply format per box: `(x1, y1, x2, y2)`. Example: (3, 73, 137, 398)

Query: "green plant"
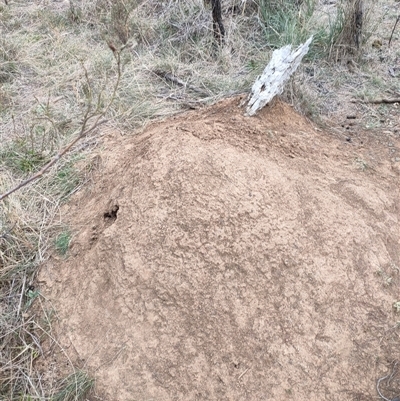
(55, 230, 71, 256)
(1, 146, 46, 174)
(52, 160, 82, 201)
(25, 287, 40, 310)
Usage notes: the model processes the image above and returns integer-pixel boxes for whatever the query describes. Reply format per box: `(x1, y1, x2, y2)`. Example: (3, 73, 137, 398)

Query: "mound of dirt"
(40, 98, 400, 401)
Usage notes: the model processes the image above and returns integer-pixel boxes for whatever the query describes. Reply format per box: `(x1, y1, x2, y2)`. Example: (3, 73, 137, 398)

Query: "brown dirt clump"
(40, 97, 400, 401)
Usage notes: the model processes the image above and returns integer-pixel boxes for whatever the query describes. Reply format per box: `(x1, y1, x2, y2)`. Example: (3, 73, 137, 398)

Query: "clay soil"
(40, 97, 400, 401)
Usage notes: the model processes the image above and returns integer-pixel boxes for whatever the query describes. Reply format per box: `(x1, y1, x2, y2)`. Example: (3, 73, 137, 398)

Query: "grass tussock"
(52, 370, 94, 401)
(256, 0, 373, 59)
(328, 0, 367, 61)
(0, 0, 388, 399)
(257, 0, 317, 48)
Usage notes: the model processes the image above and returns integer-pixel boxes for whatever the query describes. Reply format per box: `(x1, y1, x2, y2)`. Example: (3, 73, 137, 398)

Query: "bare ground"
(39, 97, 400, 401)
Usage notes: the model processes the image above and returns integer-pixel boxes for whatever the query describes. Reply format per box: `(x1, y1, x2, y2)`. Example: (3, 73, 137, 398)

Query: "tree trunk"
(210, 0, 225, 45)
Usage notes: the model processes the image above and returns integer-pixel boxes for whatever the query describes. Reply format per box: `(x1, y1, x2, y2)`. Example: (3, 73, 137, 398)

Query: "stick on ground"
(154, 70, 210, 97)
(352, 98, 400, 104)
(389, 15, 400, 47)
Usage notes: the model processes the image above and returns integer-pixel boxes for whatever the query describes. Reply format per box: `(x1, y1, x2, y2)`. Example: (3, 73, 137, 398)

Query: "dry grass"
(0, 0, 398, 399)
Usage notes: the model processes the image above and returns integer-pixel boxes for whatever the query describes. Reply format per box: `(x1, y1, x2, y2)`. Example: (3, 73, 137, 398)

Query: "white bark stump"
(246, 36, 313, 116)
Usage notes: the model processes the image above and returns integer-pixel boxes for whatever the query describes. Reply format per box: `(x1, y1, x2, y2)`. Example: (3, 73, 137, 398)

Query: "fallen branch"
(0, 44, 125, 202)
(154, 70, 210, 97)
(351, 98, 400, 104)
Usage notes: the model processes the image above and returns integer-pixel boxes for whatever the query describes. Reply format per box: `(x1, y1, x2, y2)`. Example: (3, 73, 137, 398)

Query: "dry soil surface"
(40, 97, 400, 401)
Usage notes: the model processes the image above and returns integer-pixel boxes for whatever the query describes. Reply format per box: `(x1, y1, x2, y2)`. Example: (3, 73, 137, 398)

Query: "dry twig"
(389, 15, 400, 48)
(154, 70, 210, 97)
(376, 361, 399, 401)
(351, 98, 400, 104)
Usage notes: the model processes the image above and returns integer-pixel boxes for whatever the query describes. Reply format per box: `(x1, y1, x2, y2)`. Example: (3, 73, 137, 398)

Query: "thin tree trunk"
(211, 0, 225, 44)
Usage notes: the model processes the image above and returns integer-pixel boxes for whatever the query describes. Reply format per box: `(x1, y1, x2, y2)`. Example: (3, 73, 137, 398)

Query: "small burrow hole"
(104, 204, 119, 222)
